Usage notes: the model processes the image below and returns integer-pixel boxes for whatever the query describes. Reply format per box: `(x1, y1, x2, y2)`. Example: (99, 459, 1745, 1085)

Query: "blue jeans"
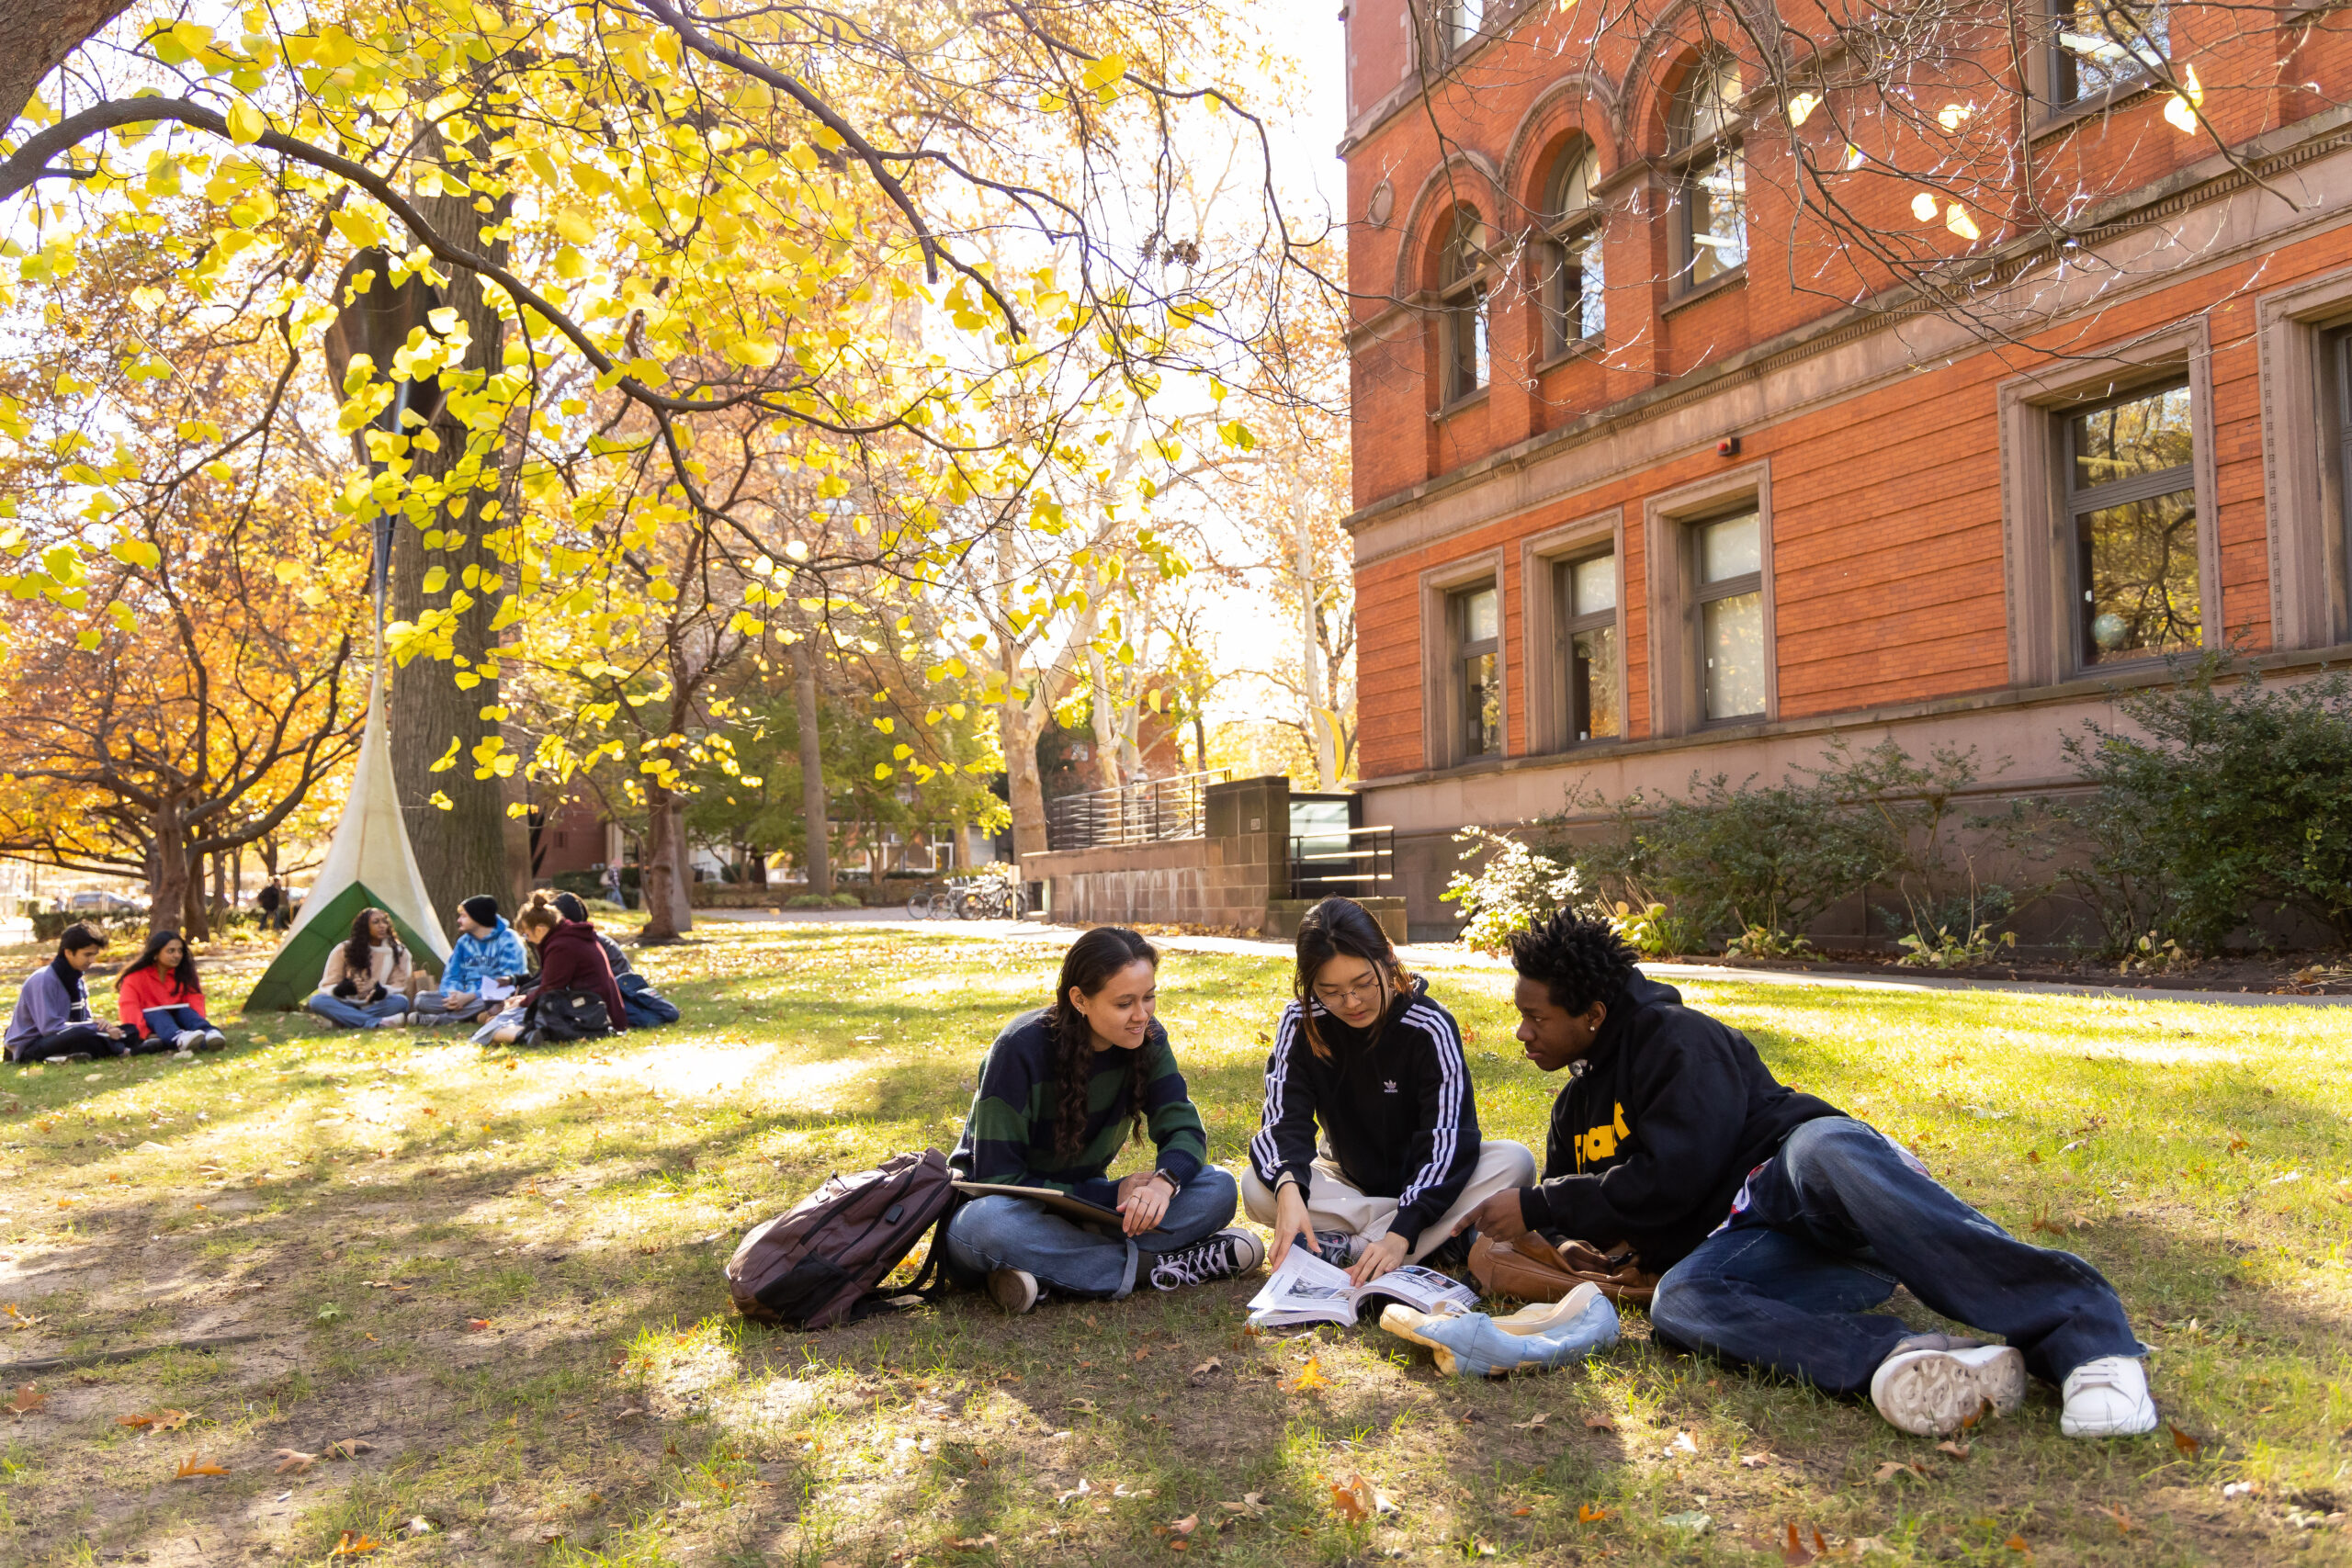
(944, 1166, 1238, 1300)
(306, 992, 410, 1028)
(140, 1006, 213, 1043)
(1650, 1118, 2143, 1396)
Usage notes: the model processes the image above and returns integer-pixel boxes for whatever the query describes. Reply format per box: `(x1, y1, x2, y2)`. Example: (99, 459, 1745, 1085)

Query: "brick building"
(1338, 0, 2352, 937)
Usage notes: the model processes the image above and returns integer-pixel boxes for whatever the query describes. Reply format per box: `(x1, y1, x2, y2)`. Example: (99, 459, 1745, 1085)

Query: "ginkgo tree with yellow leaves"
(0, 0, 1330, 924)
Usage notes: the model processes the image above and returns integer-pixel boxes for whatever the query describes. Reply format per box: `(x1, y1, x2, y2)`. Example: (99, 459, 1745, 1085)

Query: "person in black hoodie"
(1245, 897, 1536, 1286)
(1453, 911, 2156, 1441)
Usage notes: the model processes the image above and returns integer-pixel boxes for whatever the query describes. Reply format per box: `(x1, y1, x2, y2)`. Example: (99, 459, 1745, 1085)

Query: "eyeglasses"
(1312, 976, 1387, 1008)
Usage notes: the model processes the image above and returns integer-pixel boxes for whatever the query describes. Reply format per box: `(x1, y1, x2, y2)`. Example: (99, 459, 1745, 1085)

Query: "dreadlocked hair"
(1507, 909, 1639, 1015)
(1293, 897, 1411, 1062)
(1048, 926, 1160, 1156)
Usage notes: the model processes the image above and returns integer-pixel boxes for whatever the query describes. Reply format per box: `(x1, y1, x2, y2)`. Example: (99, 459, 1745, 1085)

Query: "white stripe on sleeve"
(1248, 1002, 1303, 1182)
(1396, 1002, 1467, 1211)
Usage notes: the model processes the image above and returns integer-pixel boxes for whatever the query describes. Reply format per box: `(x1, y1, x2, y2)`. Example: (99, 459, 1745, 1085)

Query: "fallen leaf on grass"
(1936, 1440, 1972, 1461)
(5, 1384, 43, 1417)
(2098, 1505, 2140, 1533)
(1584, 1413, 1615, 1432)
(1779, 1522, 1830, 1564)
(175, 1454, 229, 1478)
(1169, 1515, 1197, 1535)
(1510, 1412, 1549, 1431)
(1329, 1473, 1395, 1521)
(1510, 1504, 1533, 1517)
(274, 1449, 319, 1475)
(328, 1438, 375, 1460)
(328, 1532, 381, 1557)
(1872, 1461, 1928, 1483)
(2169, 1422, 2201, 1457)
(1667, 1430, 1697, 1455)
(1187, 1357, 1222, 1385)
(1959, 1398, 1993, 1431)
(2005, 1533, 2030, 1554)
(1739, 1451, 1777, 1468)
(466, 1318, 492, 1331)
(1288, 1356, 1331, 1393)
(1577, 1504, 1612, 1524)
(1055, 1479, 1093, 1506)
(1219, 1493, 1269, 1518)
(943, 1534, 997, 1550)
(151, 1408, 196, 1433)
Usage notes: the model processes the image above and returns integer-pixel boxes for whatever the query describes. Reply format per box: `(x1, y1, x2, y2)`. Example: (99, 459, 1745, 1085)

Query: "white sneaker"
(1870, 1343, 2027, 1436)
(986, 1268, 1040, 1315)
(200, 1030, 226, 1050)
(2061, 1355, 2157, 1437)
(175, 1030, 206, 1051)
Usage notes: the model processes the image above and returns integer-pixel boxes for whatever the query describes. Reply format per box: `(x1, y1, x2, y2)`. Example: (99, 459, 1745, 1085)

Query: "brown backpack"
(726, 1148, 960, 1329)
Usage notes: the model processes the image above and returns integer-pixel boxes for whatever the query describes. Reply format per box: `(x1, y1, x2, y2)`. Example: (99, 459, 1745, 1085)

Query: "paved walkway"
(690, 908, 2348, 1008)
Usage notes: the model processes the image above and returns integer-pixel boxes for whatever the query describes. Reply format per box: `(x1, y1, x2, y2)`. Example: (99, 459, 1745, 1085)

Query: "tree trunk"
(793, 640, 832, 896)
(390, 158, 513, 940)
(998, 680, 1049, 863)
(0, 0, 133, 131)
(640, 786, 692, 940)
(149, 804, 189, 941)
(1293, 469, 1337, 790)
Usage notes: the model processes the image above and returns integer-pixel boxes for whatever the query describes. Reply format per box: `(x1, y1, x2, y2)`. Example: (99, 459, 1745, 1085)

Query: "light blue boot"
(1380, 1283, 1621, 1378)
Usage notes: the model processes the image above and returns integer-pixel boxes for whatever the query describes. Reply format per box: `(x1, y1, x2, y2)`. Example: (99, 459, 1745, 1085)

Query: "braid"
(1050, 998, 1096, 1155)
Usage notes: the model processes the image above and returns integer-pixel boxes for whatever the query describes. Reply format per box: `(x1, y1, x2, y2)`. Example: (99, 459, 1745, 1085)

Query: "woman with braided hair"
(944, 926, 1261, 1314)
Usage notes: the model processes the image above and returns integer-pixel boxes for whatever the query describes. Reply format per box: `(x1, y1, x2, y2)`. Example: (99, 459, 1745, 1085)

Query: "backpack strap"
(840, 1201, 959, 1324)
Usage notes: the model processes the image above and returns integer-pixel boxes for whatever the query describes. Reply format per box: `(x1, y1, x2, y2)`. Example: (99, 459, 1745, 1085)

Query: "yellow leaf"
(1786, 91, 1819, 127)
(225, 101, 266, 145)
(1945, 203, 1981, 241)
(427, 790, 454, 810)
(2165, 66, 2204, 132)
(1910, 192, 1939, 222)
(873, 762, 892, 781)
(74, 630, 102, 650)
(1288, 1356, 1331, 1393)
(553, 208, 595, 244)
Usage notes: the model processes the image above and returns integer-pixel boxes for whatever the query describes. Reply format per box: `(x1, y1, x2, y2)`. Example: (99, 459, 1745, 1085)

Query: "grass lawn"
(1, 920, 2348, 1567)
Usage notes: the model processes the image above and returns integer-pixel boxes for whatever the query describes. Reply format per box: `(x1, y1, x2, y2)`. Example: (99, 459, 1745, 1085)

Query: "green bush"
(1558, 768, 1900, 945)
(2060, 660, 2352, 953)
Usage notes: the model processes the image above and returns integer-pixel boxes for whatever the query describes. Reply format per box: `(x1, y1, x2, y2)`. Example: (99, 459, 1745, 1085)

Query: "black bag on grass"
(521, 986, 611, 1045)
(727, 1148, 958, 1329)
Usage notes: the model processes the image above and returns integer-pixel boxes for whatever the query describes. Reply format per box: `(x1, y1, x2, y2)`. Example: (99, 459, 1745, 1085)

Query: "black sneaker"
(1312, 1230, 1365, 1265)
(1422, 1230, 1474, 1272)
(1149, 1229, 1267, 1292)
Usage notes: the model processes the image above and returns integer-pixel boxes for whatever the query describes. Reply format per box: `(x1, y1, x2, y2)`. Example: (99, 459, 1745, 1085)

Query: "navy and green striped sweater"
(947, 1008, 1208, 1210)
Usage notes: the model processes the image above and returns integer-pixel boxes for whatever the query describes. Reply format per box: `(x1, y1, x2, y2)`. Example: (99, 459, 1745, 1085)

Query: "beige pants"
(1241, 1140, 1537, 1263)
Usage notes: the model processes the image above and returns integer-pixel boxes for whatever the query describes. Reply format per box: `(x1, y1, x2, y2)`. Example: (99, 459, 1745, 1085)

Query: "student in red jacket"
(476, 892, 627, 1044)
(117, 929, 226, 1053)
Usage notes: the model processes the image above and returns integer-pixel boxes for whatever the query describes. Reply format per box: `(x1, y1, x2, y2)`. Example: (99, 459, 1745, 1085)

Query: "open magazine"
(1246, 1241, 1477, 1329)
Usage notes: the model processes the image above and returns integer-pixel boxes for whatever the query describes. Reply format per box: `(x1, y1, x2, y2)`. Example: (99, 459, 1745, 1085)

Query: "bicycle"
(903, 882, 956, 919)
(955, 878, 1029, 920)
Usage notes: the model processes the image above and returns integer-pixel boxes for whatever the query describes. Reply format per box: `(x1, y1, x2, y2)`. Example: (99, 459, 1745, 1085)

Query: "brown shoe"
(1468, 1234, 1660, 1306)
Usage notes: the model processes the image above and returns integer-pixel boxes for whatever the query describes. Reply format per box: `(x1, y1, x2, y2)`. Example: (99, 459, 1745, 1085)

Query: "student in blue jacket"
(5, 923, 140, 1061)
(411, 896, 529, 1026)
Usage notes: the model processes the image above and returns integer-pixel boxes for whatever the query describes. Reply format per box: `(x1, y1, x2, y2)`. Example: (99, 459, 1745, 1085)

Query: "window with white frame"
(1536, 140, 1605, 358)
(1439, 206, 1491, 403)
(2049, 0, 2168, 107)
(1558, 552, 1620, 741)
(1456, 583, 1502, 757)
(1668, 51, 1747, 294)
(1693, 510, 1766, 721)
(2063, 380, 2201, 666)
(2331, 325, 2352, 632)
(1439, 0, 1483, 62)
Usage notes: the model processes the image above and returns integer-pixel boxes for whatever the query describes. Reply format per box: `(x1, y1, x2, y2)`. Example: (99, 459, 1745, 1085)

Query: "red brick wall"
(1344, 0, 2352, 781)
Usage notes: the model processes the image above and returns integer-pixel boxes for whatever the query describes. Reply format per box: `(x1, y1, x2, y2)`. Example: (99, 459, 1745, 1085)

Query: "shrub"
(2061, 659, 2352, 952)
(1558, 768, 1900, 946)
(1440, 827, 1583, 955)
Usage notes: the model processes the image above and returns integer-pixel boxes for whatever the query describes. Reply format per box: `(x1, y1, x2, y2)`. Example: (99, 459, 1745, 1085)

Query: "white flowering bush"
(1441, 827, 1584, 955)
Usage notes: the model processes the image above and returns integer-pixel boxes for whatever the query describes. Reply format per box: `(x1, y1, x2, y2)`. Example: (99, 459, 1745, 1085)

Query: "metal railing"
(1045, 768, 1230, 852)
(1290, 824, 1396, 902)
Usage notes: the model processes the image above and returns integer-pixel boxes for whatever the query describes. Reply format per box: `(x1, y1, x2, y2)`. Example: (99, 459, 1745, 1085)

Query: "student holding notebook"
(1245, 896, 1537, 1284)
(944, 926, 1262, 1314)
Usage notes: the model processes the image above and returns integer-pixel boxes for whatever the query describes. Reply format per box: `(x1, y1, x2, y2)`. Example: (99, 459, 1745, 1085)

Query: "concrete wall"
(1025, 776, 1294, 932)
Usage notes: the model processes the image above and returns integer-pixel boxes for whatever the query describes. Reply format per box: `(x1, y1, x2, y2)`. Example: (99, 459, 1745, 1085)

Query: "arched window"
(1667, 51, 1747, 293)
(1438, 206, 1490, 403)
(1534, 138, 1605, 358)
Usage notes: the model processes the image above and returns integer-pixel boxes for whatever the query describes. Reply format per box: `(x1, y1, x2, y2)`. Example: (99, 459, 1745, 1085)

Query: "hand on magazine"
(1346, 1232, 1408, 1287)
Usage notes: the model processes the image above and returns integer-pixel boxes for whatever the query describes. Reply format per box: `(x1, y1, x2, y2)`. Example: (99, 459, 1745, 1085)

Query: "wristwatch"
(1150, 1169, 1182, 1197)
